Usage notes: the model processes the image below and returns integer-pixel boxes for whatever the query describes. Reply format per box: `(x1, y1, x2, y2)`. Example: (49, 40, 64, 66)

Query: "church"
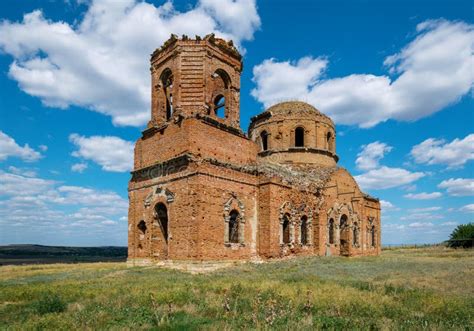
(127, 34, 381, 263)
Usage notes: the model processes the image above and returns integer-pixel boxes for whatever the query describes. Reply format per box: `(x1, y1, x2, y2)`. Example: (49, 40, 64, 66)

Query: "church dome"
(248, 101, 338, 167)
(267, 101, 323, 116)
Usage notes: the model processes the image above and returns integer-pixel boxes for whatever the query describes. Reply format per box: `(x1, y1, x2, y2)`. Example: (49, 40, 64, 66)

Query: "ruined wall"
(134, 118, 257, 172)
(257, 178, 321, 259)
(320, 169, 381, 257)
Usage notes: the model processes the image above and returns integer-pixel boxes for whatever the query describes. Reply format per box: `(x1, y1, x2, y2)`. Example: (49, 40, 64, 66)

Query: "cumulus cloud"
(460, 204, 474, 213)
(354, 140, 425, 191)
(70, 134, 133, 172)
(411, 134, 474, 168)
(251, 57, 328, 104)
(71, 162, 88, 173)
(355, 166, 425, 190)
(404, 192, 442, 200)
(380, 200, 398, 211)
(401, 212, 443, 221)
(0, 170, 128, 244)
(438, 178, 474, 196)
(0, 0, 260, 126)
(7, 166, 37, 178)
(408, 222, 434, 228)
(251, 19, 474, 128)
(408, 206, 442, 212)
(0, 131, 42, 162)
(356, 142, 393, 170)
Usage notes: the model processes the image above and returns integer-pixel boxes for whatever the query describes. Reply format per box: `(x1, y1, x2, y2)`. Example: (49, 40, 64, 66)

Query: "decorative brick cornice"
(258, 148, 339, 163)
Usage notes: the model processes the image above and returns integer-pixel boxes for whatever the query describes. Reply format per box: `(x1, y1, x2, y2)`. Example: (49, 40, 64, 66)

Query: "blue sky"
(0, 0, 472, 246)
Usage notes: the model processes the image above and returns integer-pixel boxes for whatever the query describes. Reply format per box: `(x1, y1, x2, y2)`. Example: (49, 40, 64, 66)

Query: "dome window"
(260, 130, 269, 151)
(295, 127, 305, 147)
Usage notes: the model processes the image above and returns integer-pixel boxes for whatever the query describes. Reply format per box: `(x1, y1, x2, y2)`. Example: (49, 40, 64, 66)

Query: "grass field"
(1, 246, 473, 330)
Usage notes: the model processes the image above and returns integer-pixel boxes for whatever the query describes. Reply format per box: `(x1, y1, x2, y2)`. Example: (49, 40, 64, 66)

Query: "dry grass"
(0, 246, 473, 329)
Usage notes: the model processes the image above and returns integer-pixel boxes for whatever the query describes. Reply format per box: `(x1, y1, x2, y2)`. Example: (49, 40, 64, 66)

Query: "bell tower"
(149, 34, 243, 129)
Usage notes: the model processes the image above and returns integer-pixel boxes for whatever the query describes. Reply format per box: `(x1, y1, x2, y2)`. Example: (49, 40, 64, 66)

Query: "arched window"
(228, 209, 240, 243)
(340, 214, 347, 228)
(161, 69, 173, 121)
(155, 203, 168, 243)
(371, 225, 376, 247)
(260, 131, 269, 151)
(326, 132, 332, 151)
(282, 214, 290, 244)
(300, 216, 308, 245)
(214, 94, 225, 118)
(137, 220, 147, 240)
(353, 222, 359, 246)
(295, 127, 305, 147)
(328, 218, 335, 244)
(211, 69, 231, 119)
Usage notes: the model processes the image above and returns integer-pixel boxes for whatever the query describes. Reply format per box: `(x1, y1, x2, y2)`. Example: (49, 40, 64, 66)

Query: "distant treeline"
(0, 245, 127, 258)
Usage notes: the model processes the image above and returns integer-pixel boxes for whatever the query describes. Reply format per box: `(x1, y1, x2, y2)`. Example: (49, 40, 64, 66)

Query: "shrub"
(32, 293, 67, 315)
(447, 223, 474, 248)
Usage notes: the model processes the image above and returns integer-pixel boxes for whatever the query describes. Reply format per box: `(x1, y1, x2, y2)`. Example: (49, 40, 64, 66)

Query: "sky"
(0, 0, 472, 246)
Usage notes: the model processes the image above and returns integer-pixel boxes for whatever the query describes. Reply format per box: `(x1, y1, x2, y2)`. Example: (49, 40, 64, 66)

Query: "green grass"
(1, 246, 473, 330)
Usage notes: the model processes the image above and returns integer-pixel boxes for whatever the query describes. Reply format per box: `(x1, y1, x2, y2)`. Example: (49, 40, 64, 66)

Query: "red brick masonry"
(128, 35, 381, 263)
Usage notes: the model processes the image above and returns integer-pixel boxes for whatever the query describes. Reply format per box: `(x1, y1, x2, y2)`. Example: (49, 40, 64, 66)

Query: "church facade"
(127, 35, 381, 263)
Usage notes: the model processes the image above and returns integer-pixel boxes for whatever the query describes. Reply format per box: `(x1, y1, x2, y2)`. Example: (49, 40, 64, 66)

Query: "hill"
(0, 245, 127, 265)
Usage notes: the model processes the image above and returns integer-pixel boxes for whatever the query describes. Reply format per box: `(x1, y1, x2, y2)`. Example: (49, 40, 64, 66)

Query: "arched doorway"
(155, 203, 168, 243)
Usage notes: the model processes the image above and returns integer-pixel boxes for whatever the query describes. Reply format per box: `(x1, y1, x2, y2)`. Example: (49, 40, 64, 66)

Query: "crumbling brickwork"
(128, 35, 381, 263)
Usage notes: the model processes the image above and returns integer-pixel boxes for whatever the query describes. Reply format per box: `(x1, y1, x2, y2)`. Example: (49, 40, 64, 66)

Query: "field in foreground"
(1, 247, 473, 330)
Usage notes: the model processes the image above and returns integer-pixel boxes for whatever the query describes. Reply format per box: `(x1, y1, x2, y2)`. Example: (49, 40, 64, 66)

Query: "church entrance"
(339, 214, 350, 256)
(152, 203, 169, 258)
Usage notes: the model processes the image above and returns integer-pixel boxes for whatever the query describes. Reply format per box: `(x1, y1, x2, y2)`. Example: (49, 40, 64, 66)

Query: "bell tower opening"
(161, 69, 173, 121)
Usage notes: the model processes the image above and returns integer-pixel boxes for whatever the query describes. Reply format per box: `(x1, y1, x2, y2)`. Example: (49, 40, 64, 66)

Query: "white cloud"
(7, 166, 37, 178)
(408, 206, 442, 212)
(441, 221, 458, 226)
(401, 213, 443, 221)
(70, 134, 133, 172)
(251, 57, 328, 104)
(356, 142, 393, 170)
(0, 131, 42, 162)
(411, 134, 474, 168)
(251, 19, 474, 128)
(0, 170, 128, 244)
(404, 192, 442, 200)
(0, 171, 55, 196)
(39, 145, 48, 152)
(438, 178, 474, 196)
(380, 200, 398, 211)
(71, 162, 88, 173)
(408, 222, 434, 228)
(460, 204, 474, 213)
(0, 0, 260, 126)
(354, 166, 425, 190)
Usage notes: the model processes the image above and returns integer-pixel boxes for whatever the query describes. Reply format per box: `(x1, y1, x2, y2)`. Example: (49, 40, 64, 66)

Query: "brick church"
(127, 34, 381, 263)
